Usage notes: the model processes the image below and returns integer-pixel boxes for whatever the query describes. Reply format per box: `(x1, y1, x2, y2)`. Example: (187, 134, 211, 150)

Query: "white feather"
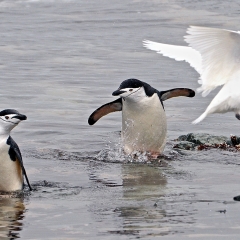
(143, 40, 202, 74)
(185, 26, 240, 95)
(143, 26, 240, 123)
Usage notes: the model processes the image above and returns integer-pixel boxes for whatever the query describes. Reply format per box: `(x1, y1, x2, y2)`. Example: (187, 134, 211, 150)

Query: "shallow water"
(1, 0, 240, 239)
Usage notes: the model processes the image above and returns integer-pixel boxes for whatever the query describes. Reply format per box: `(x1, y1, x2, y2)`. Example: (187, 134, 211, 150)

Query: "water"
(1, 0, 240, 239)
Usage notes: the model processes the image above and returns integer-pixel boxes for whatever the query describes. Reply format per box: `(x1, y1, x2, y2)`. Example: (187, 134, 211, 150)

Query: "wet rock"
(173, 141, 195, 150)
(197, 142, 229, 151)
(177, 133, 228, 145)
(226, 139, 233, 146)
(229, 135, 240, 146)
(174, 133, 240, 151)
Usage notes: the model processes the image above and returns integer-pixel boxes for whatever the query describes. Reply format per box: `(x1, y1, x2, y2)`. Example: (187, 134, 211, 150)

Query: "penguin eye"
(129, 89, 133, 92)
(5, 116, 9, 120)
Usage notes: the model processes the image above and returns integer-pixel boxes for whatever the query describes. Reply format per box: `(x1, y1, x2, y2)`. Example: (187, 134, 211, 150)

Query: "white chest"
(0, 142, 23, 192)
(121, 94, 167, 154)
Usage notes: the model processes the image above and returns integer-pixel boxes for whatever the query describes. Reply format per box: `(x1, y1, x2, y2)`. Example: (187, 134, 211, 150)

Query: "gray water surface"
(1, 0, 240, 239)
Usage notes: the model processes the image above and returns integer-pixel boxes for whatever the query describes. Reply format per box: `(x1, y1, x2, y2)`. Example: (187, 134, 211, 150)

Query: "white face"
(115, 87, 147, 101)
(0, 113, 26, 134)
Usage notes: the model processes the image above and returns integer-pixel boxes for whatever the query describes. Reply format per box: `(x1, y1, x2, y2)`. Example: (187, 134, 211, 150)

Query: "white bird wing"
(185, 26, 240, 96)
(192, 71, 240, 123)
(143, 26, 240, 97)
(143, 40, 202, 74)
(143, 26, 240, 123)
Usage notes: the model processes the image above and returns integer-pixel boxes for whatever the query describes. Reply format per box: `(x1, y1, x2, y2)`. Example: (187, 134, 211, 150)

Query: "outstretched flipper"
(160, 88, 195, 101)
(7, 136, 32, 191)
(88, 98, 122, 125)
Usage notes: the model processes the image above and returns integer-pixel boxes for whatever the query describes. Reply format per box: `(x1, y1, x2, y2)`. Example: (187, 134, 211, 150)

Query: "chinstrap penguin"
(88, 79, 195, 157)
(0, 109, 32, 192)
(143, 26, 240, 123)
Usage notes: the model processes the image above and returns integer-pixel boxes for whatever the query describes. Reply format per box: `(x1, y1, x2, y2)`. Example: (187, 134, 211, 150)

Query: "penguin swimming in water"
(88, 79, 195, 157)
(0, 109, 32, 192)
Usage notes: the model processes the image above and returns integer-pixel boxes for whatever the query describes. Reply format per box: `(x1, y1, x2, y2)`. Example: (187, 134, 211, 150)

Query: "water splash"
(94, 133, 175, 164)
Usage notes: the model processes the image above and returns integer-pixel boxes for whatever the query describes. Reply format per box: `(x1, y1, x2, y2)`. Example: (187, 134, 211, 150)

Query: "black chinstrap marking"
(122, 87, 142, 100)
(1, 118, 18, 125)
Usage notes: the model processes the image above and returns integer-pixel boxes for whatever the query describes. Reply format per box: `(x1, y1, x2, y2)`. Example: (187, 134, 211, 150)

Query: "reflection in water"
(0, 196, 25, 239)
(122, 164, 167, 200)
(114, 164, 168, 236)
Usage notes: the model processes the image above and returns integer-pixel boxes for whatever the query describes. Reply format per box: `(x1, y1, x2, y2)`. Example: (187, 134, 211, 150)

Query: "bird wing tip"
(191, 119, 199, 125)
(142, 39, 152, 45)
(142, 40, 156, 50)
(192, 112, 207, 124)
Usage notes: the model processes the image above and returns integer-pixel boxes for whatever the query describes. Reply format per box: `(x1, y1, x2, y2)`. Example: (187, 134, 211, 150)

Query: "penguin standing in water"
(0, 109, 32, 192)
(88, 79, 195, 157)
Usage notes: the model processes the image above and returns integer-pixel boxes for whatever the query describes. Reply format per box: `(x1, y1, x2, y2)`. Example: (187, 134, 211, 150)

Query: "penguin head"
(112, 79, 148, 100)
(0, 109, 27, 134)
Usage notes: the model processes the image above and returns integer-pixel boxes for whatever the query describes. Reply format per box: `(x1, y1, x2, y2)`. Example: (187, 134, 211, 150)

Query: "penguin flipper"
(160, 88, 195, 101)
(7, 136, 32, 191)
(88, 98, 122, 125)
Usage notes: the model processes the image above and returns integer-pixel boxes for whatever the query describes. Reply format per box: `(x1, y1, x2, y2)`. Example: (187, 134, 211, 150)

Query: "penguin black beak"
(112, 90, 126, 96)
(12, 114, 27, 121)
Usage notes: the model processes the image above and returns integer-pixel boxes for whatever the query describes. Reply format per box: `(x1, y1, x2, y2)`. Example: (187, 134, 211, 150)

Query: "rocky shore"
(173, 133, 240, 151)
